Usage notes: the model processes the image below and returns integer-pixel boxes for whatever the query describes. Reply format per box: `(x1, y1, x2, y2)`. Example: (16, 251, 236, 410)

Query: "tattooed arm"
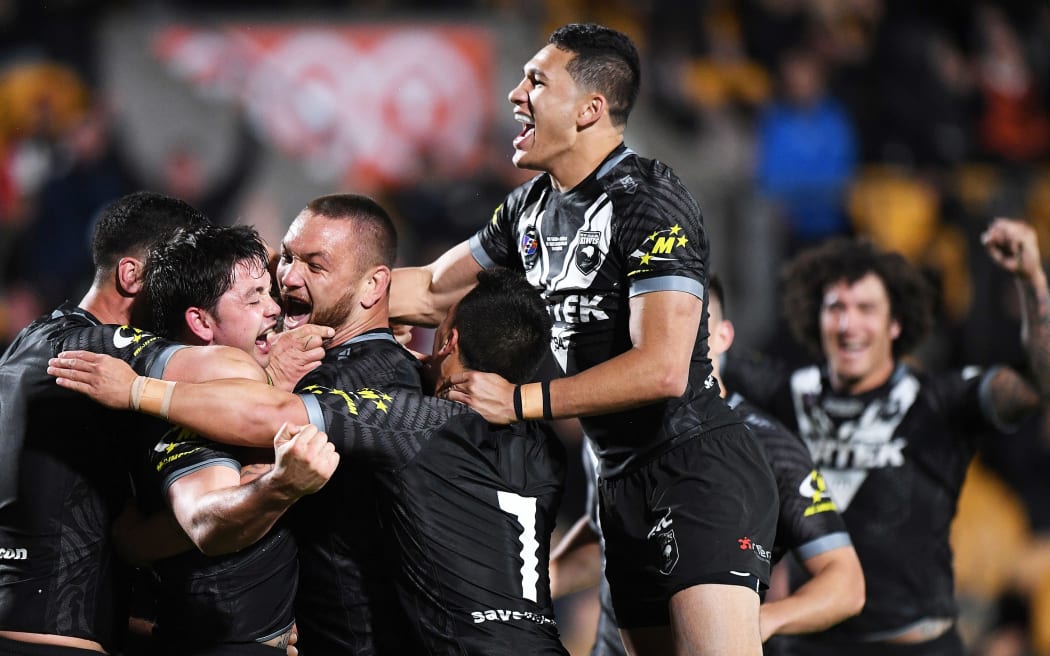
(982, 218, 1050, 424)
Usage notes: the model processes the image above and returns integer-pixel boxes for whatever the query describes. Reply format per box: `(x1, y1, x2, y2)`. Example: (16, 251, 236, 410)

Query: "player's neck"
(77, 285, 133, 326)
(328, 311, 391, 348)
(548, 134, 624, 192)
(711, 367, 727, 399)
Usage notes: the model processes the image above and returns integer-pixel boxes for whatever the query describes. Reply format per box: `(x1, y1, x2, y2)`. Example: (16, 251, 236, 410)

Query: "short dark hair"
(549, 23, 641, 126)
(305, 194, 398, 269)
(782, 237, 933, 359)
(452, 269, 552, 384)
(143, 224, 268, 339)
(91, 191, 209, 277)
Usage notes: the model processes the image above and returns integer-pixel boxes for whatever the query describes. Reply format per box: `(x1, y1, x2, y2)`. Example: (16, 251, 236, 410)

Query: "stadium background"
(1, 0, 1049, 653)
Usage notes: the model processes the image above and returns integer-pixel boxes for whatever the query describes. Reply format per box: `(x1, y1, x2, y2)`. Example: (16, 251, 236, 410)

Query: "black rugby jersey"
(0, 303, 181, 650)
(288, 329, 425, 655)
(148, 429, 297, 649)
(585, 395, 852, 656)
(726, 361, 996, 638)
(300, 372, 569, 655)
(727, 394, 851, 565)
(470, 144, 738, 475)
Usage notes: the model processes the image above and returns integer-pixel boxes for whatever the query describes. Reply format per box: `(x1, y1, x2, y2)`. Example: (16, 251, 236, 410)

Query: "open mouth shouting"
(513, 112, 535, 150)
(282, 295, 312, 330)
(256, 324, 277, 354)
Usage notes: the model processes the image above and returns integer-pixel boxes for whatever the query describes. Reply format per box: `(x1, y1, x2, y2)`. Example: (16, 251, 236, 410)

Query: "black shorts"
(598, 424, 778, 629)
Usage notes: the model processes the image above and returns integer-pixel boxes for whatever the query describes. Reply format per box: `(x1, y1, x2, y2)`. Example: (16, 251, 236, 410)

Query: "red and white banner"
(153, 24, 496, 188)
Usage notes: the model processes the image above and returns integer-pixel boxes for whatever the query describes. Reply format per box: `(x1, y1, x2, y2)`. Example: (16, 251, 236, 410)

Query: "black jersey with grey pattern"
(286, 329, 426, 655)
(299, 375, 568, 655)
(470, 144, 738, 476)
(147, 429, 297, 648)
(0, 303, 182, 650)
(726, 361, 998, 637)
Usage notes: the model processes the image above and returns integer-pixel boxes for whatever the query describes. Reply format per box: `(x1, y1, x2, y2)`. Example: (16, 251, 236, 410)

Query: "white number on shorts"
(497, 490, 539, 602)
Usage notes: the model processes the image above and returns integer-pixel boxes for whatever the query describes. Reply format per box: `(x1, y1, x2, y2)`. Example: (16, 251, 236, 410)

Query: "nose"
(278, 259, 303, 291)
(837, 310, 850, 333)
(508, 78, 527, 106)
(264, 294, 281, 319)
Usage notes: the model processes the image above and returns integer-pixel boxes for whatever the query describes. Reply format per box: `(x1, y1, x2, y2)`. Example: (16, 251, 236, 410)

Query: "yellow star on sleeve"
(640, 253, 652, 265)
(669, 224, 681, 235)
(677, 236, 688, 247)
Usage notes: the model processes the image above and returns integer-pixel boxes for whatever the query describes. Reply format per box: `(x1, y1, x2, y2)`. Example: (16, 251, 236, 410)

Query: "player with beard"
(48, 261, 573, 651)
(127, 224, 337, 656)
(720, 218, 1050, 655)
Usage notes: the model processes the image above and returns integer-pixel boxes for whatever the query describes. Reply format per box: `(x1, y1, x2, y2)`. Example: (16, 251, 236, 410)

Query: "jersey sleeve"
(934, 366, 1011, 437)
(611, 170, 707, 301)
(738, 401, 851, 562)
(298, 383, 468, 470)
(468, 180, 542, 271)
(54, 323, 186, 378)
(150, 426, 242, 497)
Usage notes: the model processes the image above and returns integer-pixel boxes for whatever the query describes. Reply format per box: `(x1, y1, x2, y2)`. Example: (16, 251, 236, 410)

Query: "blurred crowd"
(3, 0, 1050, 654)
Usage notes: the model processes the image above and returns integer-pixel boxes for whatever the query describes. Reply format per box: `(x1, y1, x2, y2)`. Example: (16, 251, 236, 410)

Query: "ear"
(359, 266, 392, 309)
(184, 307, 214, 343)
(889, 319, 901, 341)
(116, 257, 144, 296)
(577, 93, 606, 129)
(436, 326, 459, 358)
(709, 318, 736, 357)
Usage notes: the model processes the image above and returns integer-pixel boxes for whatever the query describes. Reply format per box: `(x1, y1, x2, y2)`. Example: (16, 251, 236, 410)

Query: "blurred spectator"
(9, 103, 135, 311)
(973, 3, 1050, 166)
(755, 46, 857, 251)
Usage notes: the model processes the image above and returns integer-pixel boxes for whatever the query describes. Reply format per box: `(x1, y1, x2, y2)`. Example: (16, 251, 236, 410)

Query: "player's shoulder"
(601, 152, 700, 224)
(602, 151, 692, 198)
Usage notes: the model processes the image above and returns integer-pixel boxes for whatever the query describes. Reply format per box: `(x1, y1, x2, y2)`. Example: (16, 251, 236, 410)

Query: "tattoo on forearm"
(1019, 278, 1050, 397)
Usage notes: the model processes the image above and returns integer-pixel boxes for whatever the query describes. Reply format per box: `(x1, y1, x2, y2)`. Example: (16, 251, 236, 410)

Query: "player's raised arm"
(981, 218, 1050, 424)
(390, 241, 482, 327)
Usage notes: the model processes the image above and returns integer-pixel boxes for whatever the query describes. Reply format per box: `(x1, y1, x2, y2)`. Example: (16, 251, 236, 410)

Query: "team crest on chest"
(575, 231, 603, 274)
(520, 225, 540, 271)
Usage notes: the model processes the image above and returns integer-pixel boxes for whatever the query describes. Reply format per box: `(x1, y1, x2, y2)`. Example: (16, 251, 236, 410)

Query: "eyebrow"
(524, 65, 548, 80)
(281, 243, 329, 264)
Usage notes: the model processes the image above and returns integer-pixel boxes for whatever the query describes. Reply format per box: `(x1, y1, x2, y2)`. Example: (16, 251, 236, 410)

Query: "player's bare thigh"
(619, 583, 762, 656)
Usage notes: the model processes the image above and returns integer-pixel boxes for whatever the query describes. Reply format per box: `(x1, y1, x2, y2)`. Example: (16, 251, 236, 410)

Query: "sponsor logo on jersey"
(791, 365, 918, 511)
(737, 536, 771, 563)
(0, 548, 27, 560)
(627, 224, 690, 276)
(471, 609, 557, 626)
(575, 231, 603, 275)
(520, 225, 540, 271)
(113, 324, 160, 356)
(798, 469, 838, 516)
(617, 174, 638, 194)
(648, 508, 679, 575)
(154, 427, 203, 472)
(301, 384, 393, 415)
(549, 294, 608, 324)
